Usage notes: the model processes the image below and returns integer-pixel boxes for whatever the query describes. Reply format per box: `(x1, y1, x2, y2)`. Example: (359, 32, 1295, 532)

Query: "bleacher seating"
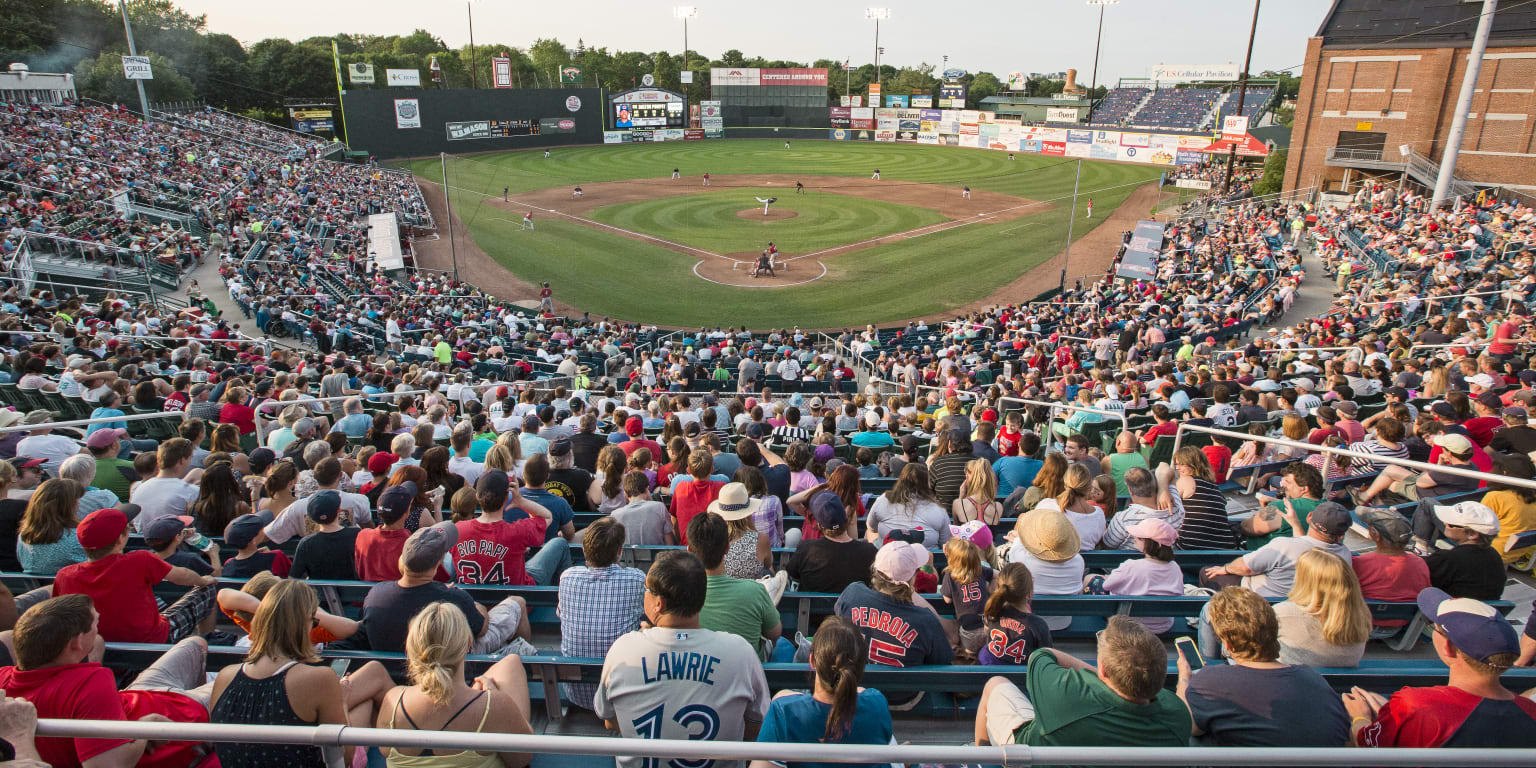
(1088, 87, 1150, 126)
(1129, 87, 1222, 131)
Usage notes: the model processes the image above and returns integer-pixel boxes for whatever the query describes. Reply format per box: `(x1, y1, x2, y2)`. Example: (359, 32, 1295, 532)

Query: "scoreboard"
(445, 119, 538, 141)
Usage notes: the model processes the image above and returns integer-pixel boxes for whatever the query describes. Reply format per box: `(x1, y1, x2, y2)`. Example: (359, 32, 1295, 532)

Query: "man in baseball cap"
(1343, 587, 1535, 747)
(1411, 501, 1505, 601)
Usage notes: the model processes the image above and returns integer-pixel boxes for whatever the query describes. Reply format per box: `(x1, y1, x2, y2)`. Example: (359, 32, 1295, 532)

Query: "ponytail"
(405, 603, 472, 705)
(810, 617, 866, 743)
(983, 562, 1035, 624)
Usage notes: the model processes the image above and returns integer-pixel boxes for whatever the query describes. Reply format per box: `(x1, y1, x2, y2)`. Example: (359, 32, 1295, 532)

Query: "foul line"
(692, 260, 828, 288)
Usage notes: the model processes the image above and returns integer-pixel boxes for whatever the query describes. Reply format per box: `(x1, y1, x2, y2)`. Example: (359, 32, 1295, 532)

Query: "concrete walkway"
(1260, 237, 1334, 334)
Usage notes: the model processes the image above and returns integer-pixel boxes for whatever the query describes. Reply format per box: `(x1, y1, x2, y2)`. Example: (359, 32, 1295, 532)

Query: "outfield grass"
(584, 189, 947, 255)
(401, 140, 1164, 327)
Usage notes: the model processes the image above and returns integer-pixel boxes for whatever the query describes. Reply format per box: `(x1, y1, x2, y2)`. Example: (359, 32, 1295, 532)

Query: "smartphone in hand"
(1175, 636, 1205, 672)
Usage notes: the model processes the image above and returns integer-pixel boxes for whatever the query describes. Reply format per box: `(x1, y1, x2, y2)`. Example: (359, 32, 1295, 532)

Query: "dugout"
(710, 67, 830, 139)
(341, 87, 604, 159)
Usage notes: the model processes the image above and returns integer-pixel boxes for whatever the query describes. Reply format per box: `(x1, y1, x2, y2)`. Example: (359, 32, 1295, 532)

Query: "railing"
(31, 720, 1536, 766)
(0, 410, 187, 436)
(999, 396, 1130, 444)
(1171, 424, 1536, 494)
(1326, 146, 1386, 163)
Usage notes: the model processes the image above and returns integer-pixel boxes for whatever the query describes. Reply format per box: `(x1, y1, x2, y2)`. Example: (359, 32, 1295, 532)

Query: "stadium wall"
(342, 88, 604, 159)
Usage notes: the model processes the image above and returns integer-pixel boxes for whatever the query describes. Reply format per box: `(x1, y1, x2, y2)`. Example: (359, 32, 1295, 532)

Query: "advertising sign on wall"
(829, 107, 851, 129)
(868, 83, 882, 101)
(712, 68, 760, 86)
(849, 95, 862, 107)
(1221, 115, 1249, 143)
(910, 95, 933, 108)
(1046, 107, 1078, 123)
(1042, 141, 1066, 156)
(1150, 63, 1239, 82)
(850, 107, 874, 130)
(393, 99, 420, 128)
(938, 83, 967, 108)
(387, 69, 421, 87)
(539, 118, 577, 134)
(603, 131, 631, 144)
(560, 65, 583, 84)
(121, 56, 153, 80)
(684, 129, 705, 140)
(760, 68, 828, 86)
(1175, 149, 1206, 165)
(348, 63, 375, 85)
(885, 94, 909, 109)
(491, 58, 513, 88)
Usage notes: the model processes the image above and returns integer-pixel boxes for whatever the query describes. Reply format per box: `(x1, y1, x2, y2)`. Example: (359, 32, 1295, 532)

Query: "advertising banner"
(121, 56, 153, 80)
(492, 58, 512, 88)
(959, 123, 980, 136)
(959, 110, 981, 123)
(939, 83, 967, 107)
(1116, 145, 1147, 162)
(1090, 143, 1118, 160)
(628, 130, 654, 142)
(701, 100, 723, 131)
(1148, 135, 1180, 165)
(829, 106, 851, 129)
(1176, 178, 1213, 190)
(393, 98, 420, 128)
(446, 120, 524, 140)
(874, 108, 895, 120)
(959, 134, 982, 148)
(898, 116, 921, 132)
(1221, 115, 1249, 143)
(386, 69, 421, 87)
(1065, 141, 1090, 158)
(684, 129, 705, 140)
(1119, 132, 1151, 148)
(705, 128, 724, 138)
(1043, 141, 1067, 156)
(868, 83, 882, 100)
(1178, 135, 1214, 149)
(917, 132, 940, 144)
(1044, 107, 1076, 123)
(911, 95, 933, 108)
(874, 130, 897, 143)
(885, 94, 909, 108)
(560, 65, 583, 84)
(1150, 63, 1239, 82)
(877, 116, 898, 130)
(920, 108, 942, 122)
(653, 129, 685, 142)
(1022, 139, 1042, 153)
(898, 129, 918, 143)
(979, 123, 1000, 138)
(539, 117, 577, 134)
(760, 68, 828, 86)
(711, 68, 760, 86)
(1175, 149, 1206, 165)
(850, 95, 862, 107)
(1066, 129, 1092, 144)
(840, 96, 850, 107)
(850, 107, 874, 130)
(1007, 72, 1029, 90)
(348, 63, 375, 85)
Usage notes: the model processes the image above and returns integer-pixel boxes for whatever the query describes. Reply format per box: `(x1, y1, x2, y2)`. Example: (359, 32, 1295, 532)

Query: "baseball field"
(402, 140, 1168, 328)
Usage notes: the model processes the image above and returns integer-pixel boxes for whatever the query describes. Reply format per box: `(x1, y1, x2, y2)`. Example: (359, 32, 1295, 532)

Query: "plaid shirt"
(558, 564, 646, 710)
(751, 494, 785, 547)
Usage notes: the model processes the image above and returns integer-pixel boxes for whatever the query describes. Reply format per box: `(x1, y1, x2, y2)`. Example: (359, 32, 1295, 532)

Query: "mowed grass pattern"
(401, 140, 1163, 327)
(584, 189, 947, 255)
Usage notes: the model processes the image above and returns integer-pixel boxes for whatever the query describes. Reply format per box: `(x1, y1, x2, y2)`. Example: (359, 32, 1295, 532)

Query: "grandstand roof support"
(117, 0, 151, 118)
(1433, 0, 1498, 209)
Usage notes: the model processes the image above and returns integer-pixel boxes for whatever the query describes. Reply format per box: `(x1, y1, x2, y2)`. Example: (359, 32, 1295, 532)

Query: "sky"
(174, 0, 1336, 82)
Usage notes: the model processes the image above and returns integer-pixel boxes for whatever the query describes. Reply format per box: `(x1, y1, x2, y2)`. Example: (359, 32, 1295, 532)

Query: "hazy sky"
(174, 0, 1335, 81)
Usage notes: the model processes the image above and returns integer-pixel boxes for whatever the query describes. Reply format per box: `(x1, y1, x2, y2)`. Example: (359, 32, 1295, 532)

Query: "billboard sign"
(539, 118, 577, 134)
(760, 68, 828, 86)
(886, 94, 909, 108)
(942, 68, 967, 80)
(446, 120, 537, 141)
(387, 69, 421, 87)
(849, 95, 862, 107)
(348, 62, 375, 85)
(1046, 107, 1078, 123)
(491, 58, 513, 88)
(938, 83, 967, 108)
(829, 106, 851, 129)
(910, 95, 933, 108)
(1221, 115, 1249, 143)
(1175, 178, 1213, 190)
(560, 65, 583, 84)
(603, 131, 631, 144)
(1006, 72, 1028, 90)
(121, 56, 153, 80)
(700, 100, 723, 131)
(393, 99, 420, 129)
(1150, 63, 1240, 82)
(711, 68, 760, 86)
(868, 83, 882, 100)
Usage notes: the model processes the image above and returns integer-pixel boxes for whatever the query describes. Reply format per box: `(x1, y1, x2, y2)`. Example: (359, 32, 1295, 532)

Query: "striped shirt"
(558, 564, 647, 711)
(1174, 477, 1242, 551)
(1347, 439, 1410, 472)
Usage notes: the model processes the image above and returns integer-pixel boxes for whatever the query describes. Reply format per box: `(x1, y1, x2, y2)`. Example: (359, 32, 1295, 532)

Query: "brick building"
(1284, 0, 1536, 197)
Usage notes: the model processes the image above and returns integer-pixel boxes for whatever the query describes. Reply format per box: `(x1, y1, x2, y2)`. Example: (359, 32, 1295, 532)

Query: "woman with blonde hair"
(18, 478, 86, 574)
(1033, 463, 1103, 550)
(1421, 364, 1451, 399)
(952, 458, 1002, 526)
(1014, 452, 1067, 513)
(1274, 550, 1371, 667)
(377, 602, 533, 768)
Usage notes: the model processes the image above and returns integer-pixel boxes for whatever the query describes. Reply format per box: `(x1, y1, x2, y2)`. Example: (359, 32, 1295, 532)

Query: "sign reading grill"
(445, 119, 537, 141)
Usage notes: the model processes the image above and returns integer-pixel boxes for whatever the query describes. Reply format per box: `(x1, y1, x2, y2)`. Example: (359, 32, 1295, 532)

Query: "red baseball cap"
(625, 416, 644, 436)
(77, 508, 129, 550)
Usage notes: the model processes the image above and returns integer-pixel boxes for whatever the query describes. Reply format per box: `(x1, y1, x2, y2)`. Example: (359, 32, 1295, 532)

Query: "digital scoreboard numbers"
(445, 119, 539, 141)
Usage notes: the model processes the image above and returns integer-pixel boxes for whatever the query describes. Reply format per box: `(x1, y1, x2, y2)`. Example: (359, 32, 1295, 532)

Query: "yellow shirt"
(1482, 489, 1536, 562)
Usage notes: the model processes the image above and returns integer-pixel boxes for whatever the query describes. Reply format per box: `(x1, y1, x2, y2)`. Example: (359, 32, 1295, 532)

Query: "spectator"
(1177, 586, 1349, 746)
(1275, 550, 1371, 667)
(129, 438, 203, 534)
(865, 463, 951, 547)
(289, 491, 360, 580)
(973, 615, 1191, 748)
(1345, 588, 1536, 747)
(784, 491, 877, 596)
(1171, 447, 1242, 551)
(188, 462, 251, 538)
(994, 431, 1043, 499)
(1091, 518, 1183, 633)
(1106, 431, 1149, 497)
(610, 470, 672, 545)
(672, 449, 726, 545)
(54, 508, 217, 643)
(142, 515, 221, 577)
(219, 386, 257, 434)
(517, 453, 576, 543)
(374, 602, 534, 766)
(689, 511, 784, 659)
(557, 516, 646, 711)
(456, 470, 568, 586)
(85, 429, 139, 500)
(1101, 466, 1180, 550)
(953, 457, 1003, 526)
(836, 541, 953, 668)
(940, 535, 993, 654)
(750, 616, 893, 768)
(978, 562, 1052, 666)
(709, 482, 775, 579)
(1353, 432, 1483, 506)
(1242, 462, 1324, 547)
(1010, 452, 1067, 513)
(1419, 501, 1507, 601)
(14, 412, 80, 475)
(330, 397, 371, 438)
(1037, 463, 1105, 551)
(355, 483, 449, 583)
(17, 479, 86, 575)
(1351, 511, 1431, 630)
(1480, 453, 1536, 563)
(222, 514, 292, 578)
(545, 437, 594, 513)
(928, 428, 974, 508)
(594, 549, 770, 768)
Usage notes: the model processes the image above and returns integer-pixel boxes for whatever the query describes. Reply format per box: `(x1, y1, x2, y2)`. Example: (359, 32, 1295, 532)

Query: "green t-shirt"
(92, 456, 139, 500)
(1108, 453, 1149, 497)
(701, 573, 779, 658)
(1017, 650, 1192, 760)
(1243, 496, 1320, 550)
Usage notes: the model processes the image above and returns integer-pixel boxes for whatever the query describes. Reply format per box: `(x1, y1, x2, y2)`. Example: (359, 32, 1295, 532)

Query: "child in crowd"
(142, 515, 221, 576)
(1085, 518, 1183, 634)
(940, 535, 995, 655)
(978, 562, 1052, 665)
(1090, 474, 1118, 518)
(855, 447, 882, 479)
(221, 513, 292, 578)
(449, 486, 479, 522)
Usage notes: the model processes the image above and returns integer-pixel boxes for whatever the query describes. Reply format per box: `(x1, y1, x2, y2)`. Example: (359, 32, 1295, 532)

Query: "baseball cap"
(1503, 405, 1530, 420)
(1334, 401, 1358, 419)
(22, 410, 52, 425)
(142, 515, 192, 548)
(1307, 501, 1353, 538)
(549, 437, 572, 457)
(1520, 370, 1536, 385)
(1477, 391, 1504, 410)
(379, 482, 419, 523)
(401, 521, 459, 573)
(899, 434, 920, 452)
(1315, 405, 1337, 423)
(224, 514, 267, 549)
(1430, 401, 1458, 419)
(9, 457, 45, 470)
(625, 416, 644, 436)
(1432, 432, 1475, 456)
(1359, 509, 1413, 548)
(77, 508, 129, 549)
(745, 422, 765, 439)
(1467, 373, 1497, 390)
(307, 490, 343, 524)
(979, 408, 999, 423)
(85, 428, 128, 449)
(293, 417, 316, 436)
(0, 410, 23, 429)
(247, 447, 277, 474)
(1384, 386, 1410, 401)
(863, 410, 882, 428)
(522, 416, 542, 432)
(1125, 518, 1177, 546)
(951, 519, 994, 550)
(873, 540, 929, 586)
(368, 451, 399, 476)
(1433, 500, 1500, 536)
(809, 396, 824, 409)
(1416, 587, 1519, 665)
(809, 491, 847, 530)
(948, 427, 970, 446)
(475, 469, 510, 498)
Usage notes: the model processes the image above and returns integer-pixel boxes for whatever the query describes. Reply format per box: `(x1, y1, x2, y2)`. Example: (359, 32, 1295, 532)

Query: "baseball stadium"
(1, 0, 1535, 766)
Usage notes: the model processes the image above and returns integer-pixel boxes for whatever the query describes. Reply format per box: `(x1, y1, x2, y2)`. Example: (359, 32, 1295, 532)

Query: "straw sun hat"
(1015, 509, 1081, 562)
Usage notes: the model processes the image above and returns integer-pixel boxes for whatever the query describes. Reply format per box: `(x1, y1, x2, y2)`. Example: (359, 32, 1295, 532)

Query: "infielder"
(795, 181, 805, 195)
(522, 211, 534, 231)
(1086, 198, 1094, 218)
(703, 173, 710, 186)
(871, 168, 881, 180)
(572, 186, 583, 199)
(754, 196, 778, 216)
(672, 167, 680, 180)
(962, 186, 971, 199)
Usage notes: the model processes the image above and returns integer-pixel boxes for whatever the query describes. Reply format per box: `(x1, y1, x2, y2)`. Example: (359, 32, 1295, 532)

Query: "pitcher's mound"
(734, 208, 799, 221)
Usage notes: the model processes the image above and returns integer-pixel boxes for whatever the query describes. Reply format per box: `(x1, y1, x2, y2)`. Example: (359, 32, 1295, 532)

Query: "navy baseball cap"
(307, 490, 342, 524)
(1416, 587, 1519, 665)
(224, 514, 267, 549)
(809, 491, 847, 530)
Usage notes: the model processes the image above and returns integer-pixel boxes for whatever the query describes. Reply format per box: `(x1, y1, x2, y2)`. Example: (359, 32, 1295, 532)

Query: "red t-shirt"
(1351, 551, 1431, 627)
(0, 664, 130, 767)
(162, 391, 189, 413)
(619, 438, 665, 461)
(53, 550, 172, 643)
(671, 479, 725, 545)
(1201, 444, 1232, 483)
(1463, 416, 1501, 447)
(997, 427, 1021, 457)
(1360, 685, 1536, 748)
(219, 402, 257, 434)
(454, 517, 545, 586)
(354, 527, 451, 582)
(1141, 420, 1179, 445)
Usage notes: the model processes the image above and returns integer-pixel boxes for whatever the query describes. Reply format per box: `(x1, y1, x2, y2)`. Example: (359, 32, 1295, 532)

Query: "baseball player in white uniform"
(754, 196, 778, 216)
(594, 551, 769, 768)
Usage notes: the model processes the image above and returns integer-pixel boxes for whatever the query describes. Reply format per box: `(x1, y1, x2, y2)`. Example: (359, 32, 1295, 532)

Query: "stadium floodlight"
(865, 8, 890, 85)
(673, 5, 697, 18)
(1084, 0, 1121, 124)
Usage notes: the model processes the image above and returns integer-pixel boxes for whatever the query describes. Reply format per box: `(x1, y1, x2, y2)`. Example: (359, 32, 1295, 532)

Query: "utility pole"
(441, 152, 458, 281)
(1434, 0, 1497, 208)
(467, 1, 478, 89)
(1223, 0, 1261, 193)
(117, 0, 150, 117)
(1060, 159, 1083, 293)
(1085, 0, 1119, 124)
(866, 8, 889, 85)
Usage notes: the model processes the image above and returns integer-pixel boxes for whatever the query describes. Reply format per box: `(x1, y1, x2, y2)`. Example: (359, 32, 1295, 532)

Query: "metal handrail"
(31, 719, 1536, 766)
(998, 396, 1130, 444)
(0, 409, 187, 435)
(1171, 424, 1536, 492)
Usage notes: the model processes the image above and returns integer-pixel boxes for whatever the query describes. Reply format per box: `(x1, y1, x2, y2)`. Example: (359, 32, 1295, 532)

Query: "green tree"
(0, 0, 63, 54)
(74, 49, 194, 105)
(651, 51, 678, 92)
(718, 49, 746, 67)
(889, 63, 936, 96)
(246, 38, 334, 106)
(1258, 69, 1301, 100)
(967, 71, 1001, 108)
(528, 37, 569, 88)
(1252, 150, 1286, 196)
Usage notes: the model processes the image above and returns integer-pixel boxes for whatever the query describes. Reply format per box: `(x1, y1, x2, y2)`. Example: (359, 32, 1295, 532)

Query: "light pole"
(1223, 0, 1261, 194)
(865, 8, 889, 85)
(117, 0, 150, 117)
(674, 6, 696, 99)
(466, 0, 478, 89)
(1084, 0, 1119, 124)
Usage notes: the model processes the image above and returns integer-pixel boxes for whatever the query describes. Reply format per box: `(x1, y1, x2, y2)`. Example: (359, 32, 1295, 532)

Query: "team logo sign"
(566, 96, 582, 112)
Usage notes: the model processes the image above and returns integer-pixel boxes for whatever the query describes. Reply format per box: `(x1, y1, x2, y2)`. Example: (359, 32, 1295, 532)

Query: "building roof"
(1317, 0, 1536, 49)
